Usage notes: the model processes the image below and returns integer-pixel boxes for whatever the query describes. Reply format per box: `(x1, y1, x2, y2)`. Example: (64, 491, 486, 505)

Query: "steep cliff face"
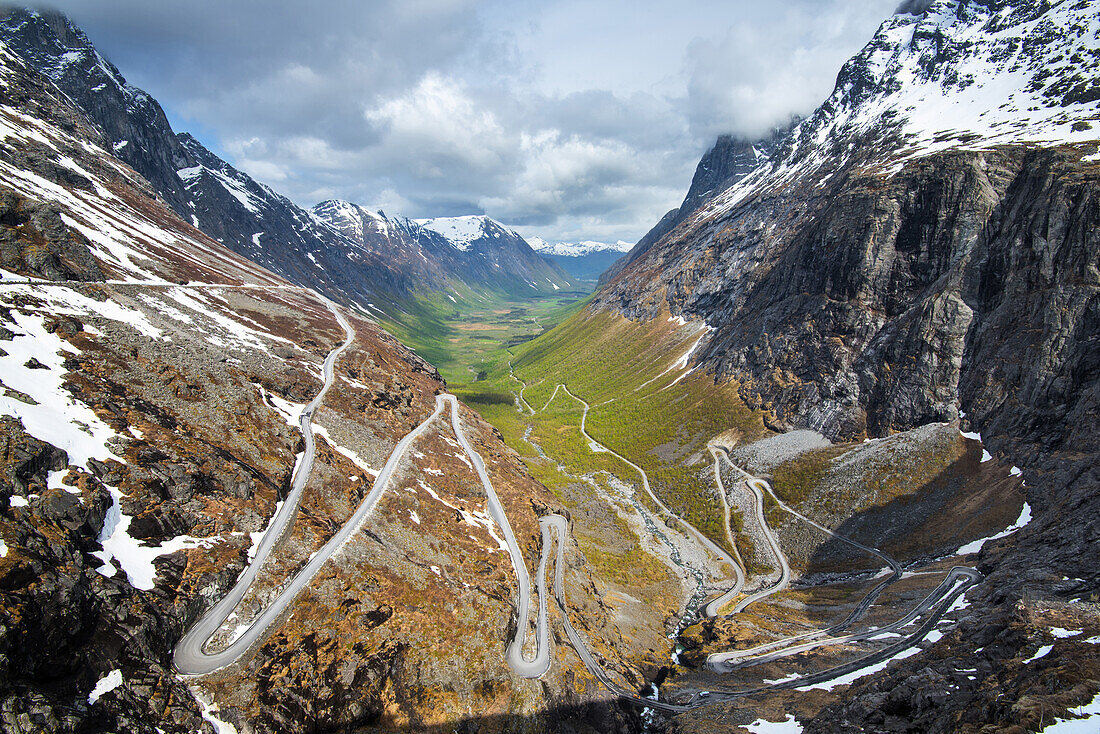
(603, 145, 1099, 450)
(597, 0, 1100, 448)
(599, 120, 797, 288)
(0, 7, 193, 216)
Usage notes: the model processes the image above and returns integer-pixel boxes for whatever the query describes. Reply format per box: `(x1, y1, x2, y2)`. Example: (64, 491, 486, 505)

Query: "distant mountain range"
(310, 202, 577, 303)
(525, 237, 631, 282)
(0, 7, 580, 313)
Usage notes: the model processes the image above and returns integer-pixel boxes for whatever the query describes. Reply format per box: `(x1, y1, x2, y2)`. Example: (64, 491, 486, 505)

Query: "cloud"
(365, 73, 511, 176)
(683, 1, 899, 140)
(895, 0, 937, 15)
(40, 0, 898, 243)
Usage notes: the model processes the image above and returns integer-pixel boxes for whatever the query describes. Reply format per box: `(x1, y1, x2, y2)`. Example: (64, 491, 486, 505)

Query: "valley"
(0, 1, 1097, 733)
(449, 304, 1034, 728)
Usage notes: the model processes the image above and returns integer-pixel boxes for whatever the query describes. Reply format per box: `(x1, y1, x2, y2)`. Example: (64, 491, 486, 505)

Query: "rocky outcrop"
(598, 144, 1100, 452)
(0, 418, 211, 734)
(0, 187, 104, 281)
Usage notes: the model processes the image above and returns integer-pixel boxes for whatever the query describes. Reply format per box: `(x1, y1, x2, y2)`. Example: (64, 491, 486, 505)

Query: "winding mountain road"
(551, 384, 743, 581)
(701, 445, 748, 616)
(175, 302, 553, 678)
(175, 298, 355, 675)
(706, 446, 906, 671)
(175, 323, 983, 714)
(507, 373, 982, 708)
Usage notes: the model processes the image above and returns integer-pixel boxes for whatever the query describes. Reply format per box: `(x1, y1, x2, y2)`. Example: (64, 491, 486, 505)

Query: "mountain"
(408, 214, 578, 294)
(584, 0, 1100, 730)
(527, 238, 632, 282)
(597, 0, 1100, 439)
(0, 7, 577, 319)
(311, 204, 579, 298)
(0, 31, 641, 734)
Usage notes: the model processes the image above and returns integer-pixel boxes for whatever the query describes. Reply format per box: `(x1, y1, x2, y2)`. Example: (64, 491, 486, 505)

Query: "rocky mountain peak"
(413, 214, 520, 252)
(311, 199, 372, 242)
(654, 0, 1100, 245)
(596, 0, 1099, 444)
(0, 7, 195, 213)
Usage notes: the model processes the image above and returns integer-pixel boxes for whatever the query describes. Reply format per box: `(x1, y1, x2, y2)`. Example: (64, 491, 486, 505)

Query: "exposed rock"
(600, 118, 799, 289)
(0, 186, 104, 281)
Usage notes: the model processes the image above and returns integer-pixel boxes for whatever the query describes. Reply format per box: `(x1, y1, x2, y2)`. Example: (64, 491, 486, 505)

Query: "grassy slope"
(505, 307, 767, 548)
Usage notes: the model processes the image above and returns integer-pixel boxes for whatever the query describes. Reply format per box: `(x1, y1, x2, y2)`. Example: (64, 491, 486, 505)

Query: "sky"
(45, 0, 899, 244)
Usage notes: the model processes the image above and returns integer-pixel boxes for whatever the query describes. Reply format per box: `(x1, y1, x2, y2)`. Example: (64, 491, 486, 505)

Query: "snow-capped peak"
(528, 239, 633, 257)
(694, 0, 1100, 224)
(310, 199, 401, 243)
(311, 199, 367, 241)
(413, 215, 516, 251)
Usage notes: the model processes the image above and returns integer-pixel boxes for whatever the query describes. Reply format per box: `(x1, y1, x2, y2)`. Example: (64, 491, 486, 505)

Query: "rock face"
(603, 145, 1099, 448)
(599, 119, 798, 288)
(0, 187, 104, 281)
(590, 0, 1100, 730)
(596, 0, 1100, 448)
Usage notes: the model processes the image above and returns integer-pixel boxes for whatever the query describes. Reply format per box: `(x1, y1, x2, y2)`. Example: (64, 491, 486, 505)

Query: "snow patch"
(414, 215, 488, 251)
(745, 714, 803, 733)
(311, 423, 380, 477)
(956, 502, 1032, 555)
(190, 687, 238, 734)
(1024, 644, 1054, 664)
(87, 669, 122, 704)
(94, 485, 217, 590)
(797, 646, 923, 691)
(0, 309, 124, 471)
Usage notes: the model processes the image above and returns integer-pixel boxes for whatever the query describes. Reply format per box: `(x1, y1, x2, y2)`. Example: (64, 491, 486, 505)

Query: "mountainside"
(528, 238, 632, 282)
(586, 0, 1100, 730)
(0, 7, 576, 319)
(597, 0, 1100, 441)
(0, 35, 647, 734)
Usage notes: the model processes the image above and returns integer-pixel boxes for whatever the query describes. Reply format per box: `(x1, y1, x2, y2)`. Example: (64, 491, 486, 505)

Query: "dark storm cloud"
(37, 0, 897, 243)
